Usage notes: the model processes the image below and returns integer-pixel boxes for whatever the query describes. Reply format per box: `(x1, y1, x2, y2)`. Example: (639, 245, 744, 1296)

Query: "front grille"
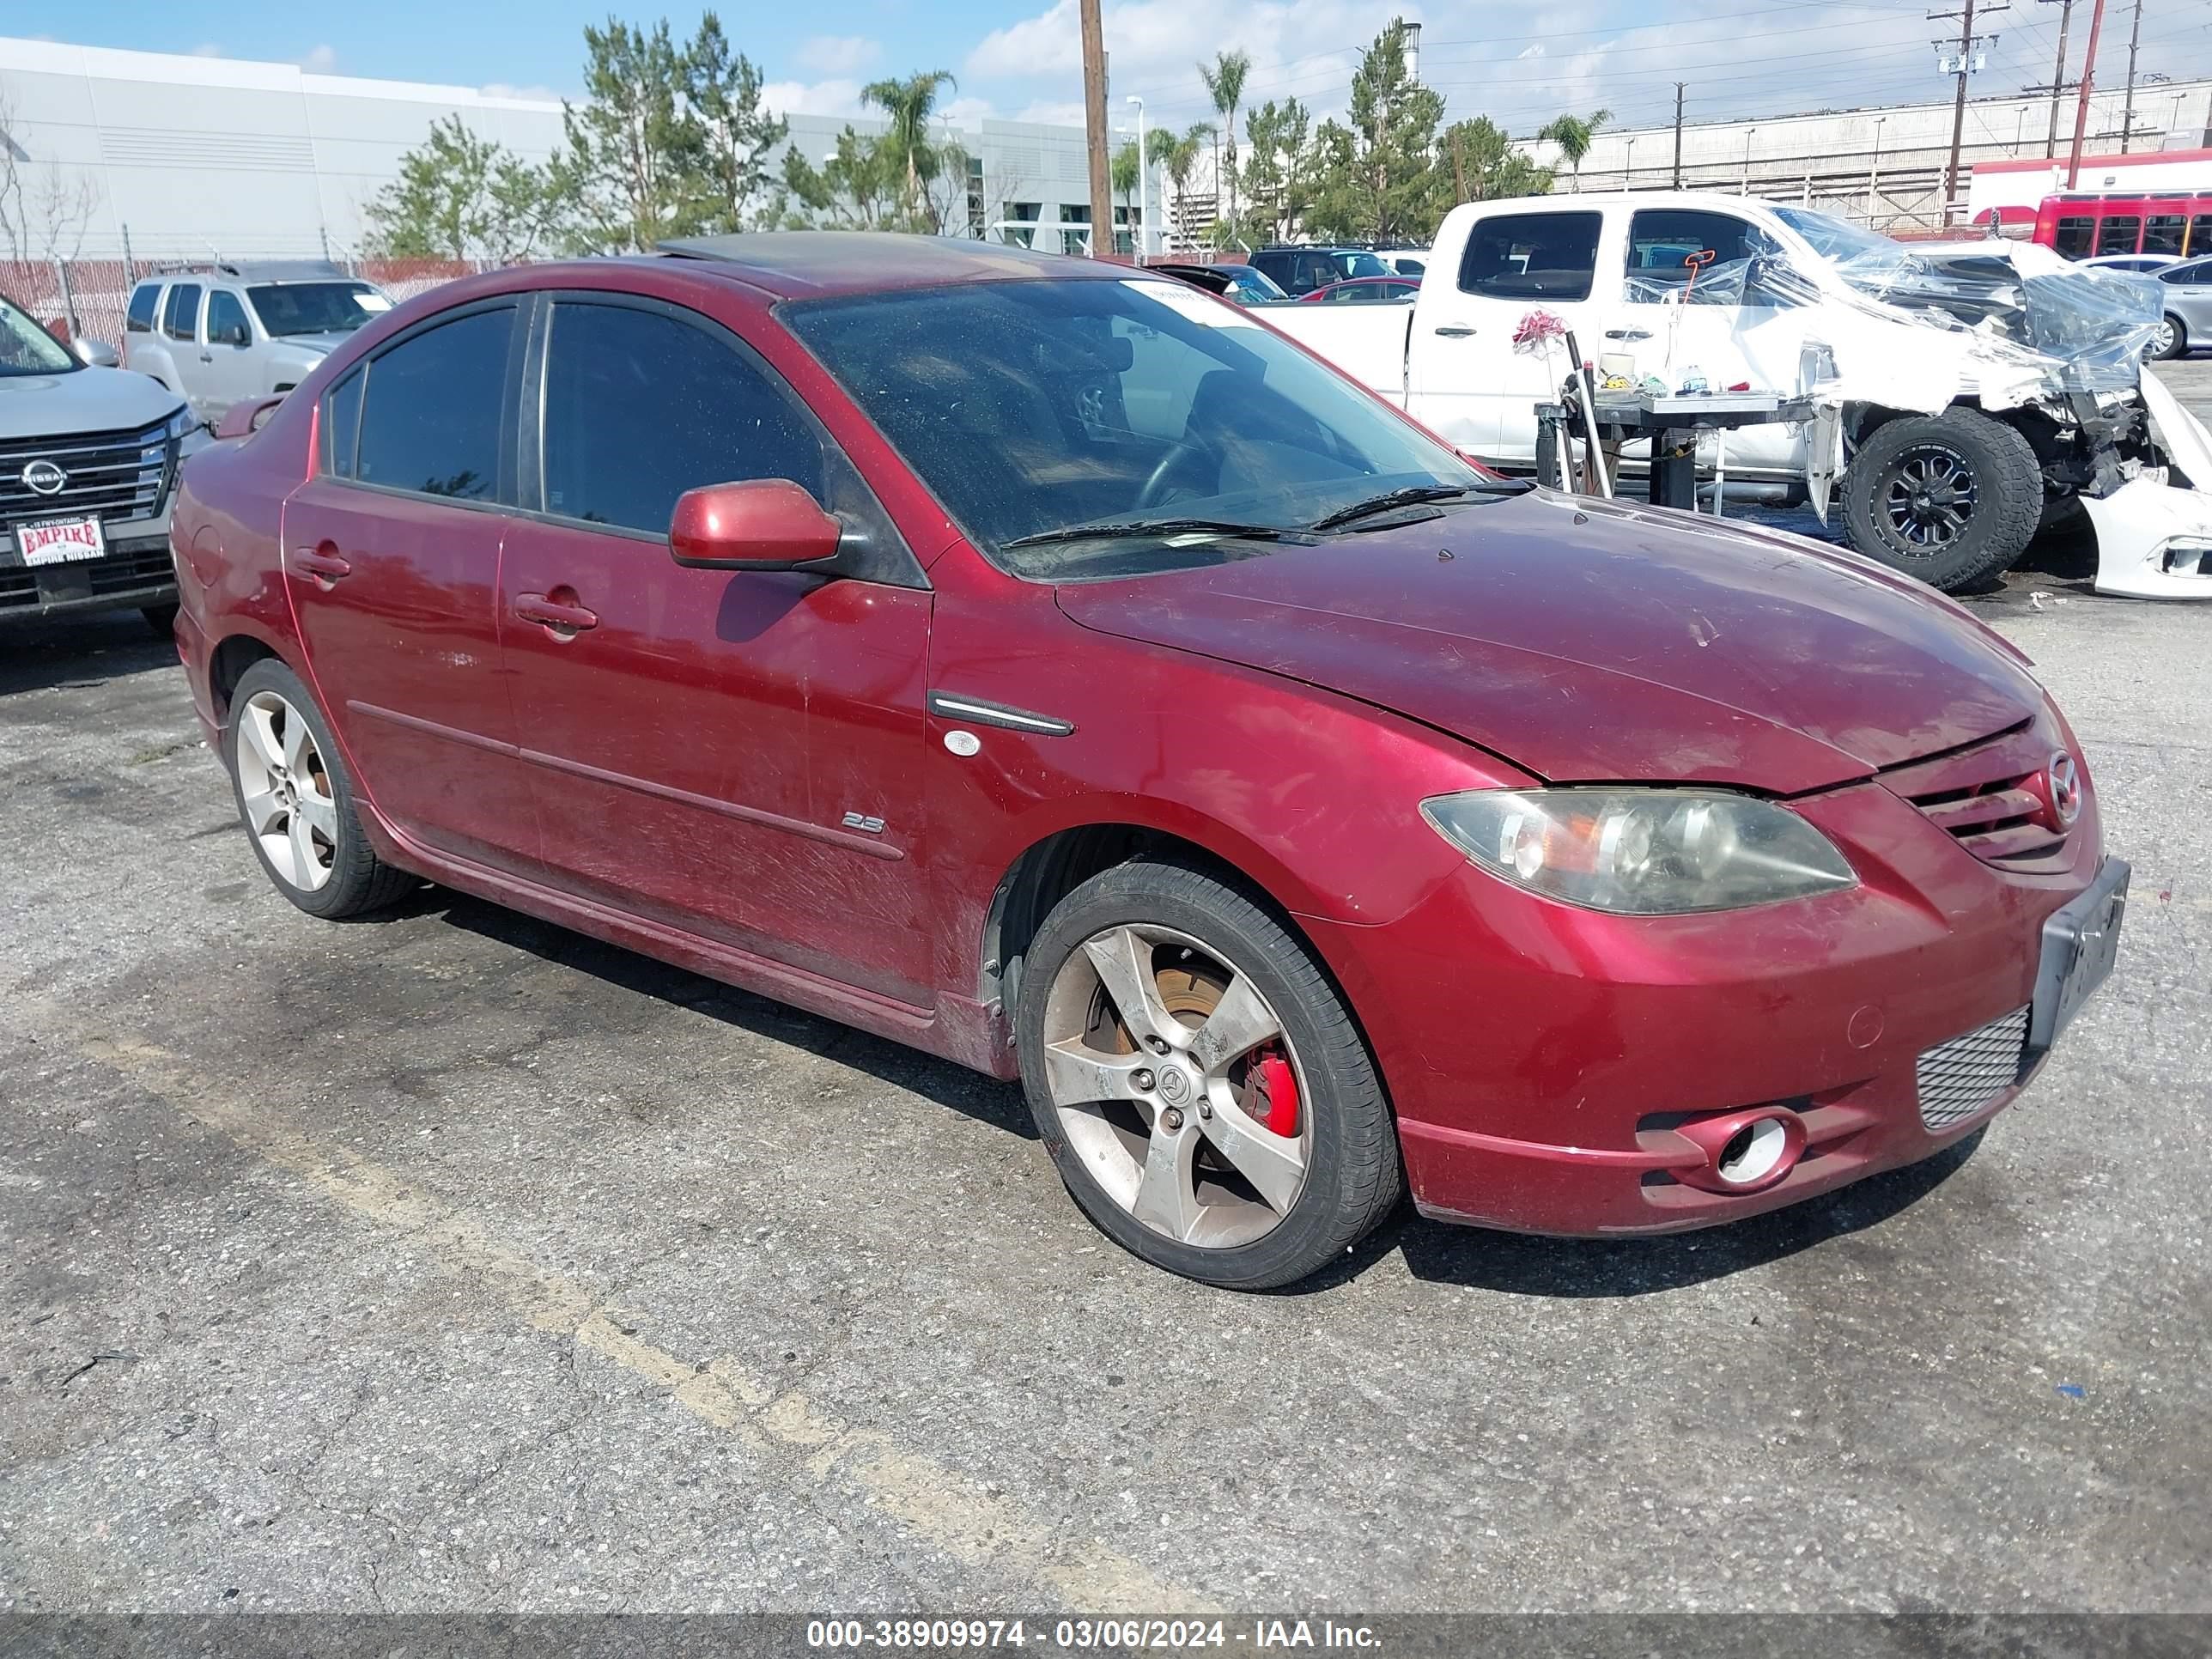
(0, 419, 174, 540)
(1916, 1006, 2029, 1130)
(1883, 722, 2072, 873)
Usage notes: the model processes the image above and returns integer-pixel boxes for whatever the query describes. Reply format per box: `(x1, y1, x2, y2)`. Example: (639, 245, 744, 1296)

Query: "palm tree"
(1199, 52, 1251, 227)
(1536, 106, 1612, 191)
(1160, 123, 1213, 249)
(863, 70, 958, 216)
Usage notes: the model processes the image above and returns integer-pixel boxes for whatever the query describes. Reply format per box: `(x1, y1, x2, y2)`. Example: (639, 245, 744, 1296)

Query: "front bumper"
(1306, 762, 2111, 1237)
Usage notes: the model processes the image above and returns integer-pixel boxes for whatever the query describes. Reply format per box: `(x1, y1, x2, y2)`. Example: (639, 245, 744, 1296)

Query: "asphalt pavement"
(1, 548, 2207, 1617)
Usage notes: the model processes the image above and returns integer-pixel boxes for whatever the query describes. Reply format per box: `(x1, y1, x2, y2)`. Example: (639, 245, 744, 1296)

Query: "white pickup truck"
(1260, 190, 2212, 599)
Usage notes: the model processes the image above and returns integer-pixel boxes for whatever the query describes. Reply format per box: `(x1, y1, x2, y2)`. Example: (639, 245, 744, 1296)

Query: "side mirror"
(670, 478, 842, 571)
(227, 323, 252, 347)
(216, 395, 283, 439)
(72, 337, 120, 368)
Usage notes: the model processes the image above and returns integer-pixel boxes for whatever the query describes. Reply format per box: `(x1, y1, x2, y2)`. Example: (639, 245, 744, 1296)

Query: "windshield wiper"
(1002, 517, 1288, 550)
(1305, 483, 1507, 532)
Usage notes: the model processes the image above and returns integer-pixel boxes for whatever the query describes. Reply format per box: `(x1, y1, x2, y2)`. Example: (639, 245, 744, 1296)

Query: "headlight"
(1420, 788, 1856, 915)
(167, 406, 211, 458)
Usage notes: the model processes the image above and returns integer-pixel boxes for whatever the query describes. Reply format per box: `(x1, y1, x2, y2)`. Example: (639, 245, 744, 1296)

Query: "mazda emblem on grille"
(21, 459, 69, 495)
(2048, 752, 2081, 828)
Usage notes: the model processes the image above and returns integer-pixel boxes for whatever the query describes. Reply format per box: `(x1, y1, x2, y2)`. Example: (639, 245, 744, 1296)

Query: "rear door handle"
(292, 547, 352, 585)
(1433, 325, 1476, 337)
(514, 592, 599, 634)
(1605, 328, 1654, 342)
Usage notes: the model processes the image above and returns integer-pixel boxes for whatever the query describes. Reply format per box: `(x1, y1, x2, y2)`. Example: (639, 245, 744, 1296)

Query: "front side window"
(126, 285, 161, 333)
(1457, 211, 1602, 301)
(539, 301, 823, 534)
(354, 307, 513, 501)
(164, 283, 202, 342)
(2096, 216, 2141, 256)
(205, 290, 250, 345)
(1625, 209, 1779, 304)
(787, 276, 1489, 580)
(1395, 258, 1425, 276)
(0, 295, 78, 377)
(248, 282, 392, 338)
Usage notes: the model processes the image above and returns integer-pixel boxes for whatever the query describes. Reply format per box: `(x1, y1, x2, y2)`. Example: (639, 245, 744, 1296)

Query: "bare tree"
(0, 89, 102, 262)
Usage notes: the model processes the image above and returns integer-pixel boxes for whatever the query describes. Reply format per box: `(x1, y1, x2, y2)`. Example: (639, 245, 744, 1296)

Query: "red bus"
(2033, 191, 2212, 259)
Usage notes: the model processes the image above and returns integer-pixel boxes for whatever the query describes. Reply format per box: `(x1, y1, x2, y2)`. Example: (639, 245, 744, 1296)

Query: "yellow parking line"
(63, 1027, 1187, 1613)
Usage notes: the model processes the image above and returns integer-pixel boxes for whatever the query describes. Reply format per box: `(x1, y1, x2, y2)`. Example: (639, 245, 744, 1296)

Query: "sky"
(14, 0, 2212, 138)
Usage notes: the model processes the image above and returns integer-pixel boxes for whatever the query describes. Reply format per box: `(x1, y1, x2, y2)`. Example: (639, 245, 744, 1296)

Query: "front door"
(283, 300, 542, 878)
(499, 295, 935, 1006)
(198, 289, 259, 426)
(1406, 207, 1608, 465)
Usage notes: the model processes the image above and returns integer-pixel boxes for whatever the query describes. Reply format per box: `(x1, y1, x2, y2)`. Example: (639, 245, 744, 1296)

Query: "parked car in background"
(2080, 253, 2180, 275)
(2148, 255, 2212, 357)
(173, 234, 2124, 1289)
(1374, 247, 1430, 278)
(125, 263, 394, 427)
(1300, 277, 1420, 304)
(2, 289, 201, 634)
(1147, 261, 1289, 306)
(1249, 245, 1394, 296)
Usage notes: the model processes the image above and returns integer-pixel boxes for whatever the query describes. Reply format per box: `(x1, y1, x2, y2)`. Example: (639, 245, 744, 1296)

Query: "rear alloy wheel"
(1841, 410, 2044, 592)
(225, 659, 415, 920)
(1017, 862, 1401, 1289)
(2148, 313, 2186, 360)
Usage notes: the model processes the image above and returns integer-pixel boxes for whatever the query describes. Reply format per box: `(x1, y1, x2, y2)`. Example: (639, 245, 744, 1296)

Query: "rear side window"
(2095, 216, 2141, 256)
(323, 366, 364, 478)
(2192, 216, 2212, 258)
(1458, 211, 1602, 301)
(2053, 216, 2094, 257)
(2145, 215, 2186, 256)
(1625, 209, 1778, 304)
(539, 301, 823, 534)
(355, 307, 513, 501)
(164, 283, 202, 342)
(126, 284, 161, 333)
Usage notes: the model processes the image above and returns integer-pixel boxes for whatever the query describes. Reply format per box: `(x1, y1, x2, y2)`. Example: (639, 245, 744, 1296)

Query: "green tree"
(1304, 21, 1448, 244)
(1440, 115, 1553, 203)
(1238, 97, 1315, 246)
(548, 17, 696, 251)
(1536, 106, 1612, 190)
(365, 114, 559, 261)
(1158, 122, 1213, 248)
(1199, 51, 1251, 227)
(862, 70, 958, 217)
(782, 128, 908, 229)
(682, 10, 789, 233)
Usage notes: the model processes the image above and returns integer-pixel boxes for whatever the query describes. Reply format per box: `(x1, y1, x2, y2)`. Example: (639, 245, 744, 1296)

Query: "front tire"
(1015, 860, 1401, 1290)
(2149, 313, 2187, 360)
(1841, 410, 2043, 592)
(225, 659, 415, 920)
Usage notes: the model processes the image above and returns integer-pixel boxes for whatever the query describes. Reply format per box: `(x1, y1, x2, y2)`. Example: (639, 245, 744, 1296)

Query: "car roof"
(137, 260, 359, 285)
(658, 233, 1123, 299)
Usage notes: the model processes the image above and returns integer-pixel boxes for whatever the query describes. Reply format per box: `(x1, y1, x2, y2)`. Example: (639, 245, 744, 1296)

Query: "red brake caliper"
(1255, 1052, 1300, 1138)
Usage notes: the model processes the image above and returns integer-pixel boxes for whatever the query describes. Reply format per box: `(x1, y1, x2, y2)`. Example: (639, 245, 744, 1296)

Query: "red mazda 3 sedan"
(168, 235, 2127, 1289)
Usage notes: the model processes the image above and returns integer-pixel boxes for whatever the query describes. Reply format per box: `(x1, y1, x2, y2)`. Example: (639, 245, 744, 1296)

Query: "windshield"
(0, 295, 80, 377)
(246, 282, 392, 337)
(1771, 206, 1900, 266)
(785, 276, 1486, 579)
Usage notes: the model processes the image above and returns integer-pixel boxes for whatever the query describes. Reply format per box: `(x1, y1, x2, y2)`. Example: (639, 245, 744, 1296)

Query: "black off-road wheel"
(1015, 860, 1401, 1291)
(1841, 410, 2044, 592)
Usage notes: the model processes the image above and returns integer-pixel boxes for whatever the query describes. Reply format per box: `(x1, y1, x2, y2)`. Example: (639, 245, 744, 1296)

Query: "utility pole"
(1672, 82, 1686, 187)
(1079, 0, 1112, 258)
(1930, 0, 2006, 223)
(2035, 0, 2076, 155)
(2120, 0, 2144, 151)
(2067, 0, 2108, 185)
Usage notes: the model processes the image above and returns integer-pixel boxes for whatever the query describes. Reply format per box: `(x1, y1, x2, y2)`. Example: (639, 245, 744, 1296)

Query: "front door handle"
(514, 592, 599, 635)
(198, 351, 214, 362)
(292, 546, 352, 586)
(1433, 325, 1476, 337)
(1604, 328, 1654, 342)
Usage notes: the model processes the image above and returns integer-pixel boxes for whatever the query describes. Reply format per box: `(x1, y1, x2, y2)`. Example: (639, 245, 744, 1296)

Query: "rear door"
(498, 294, 936, 1005)
(1406, 205, 1608, 463)
(281, 299, 542, 877)
(159, 282, 204, 408)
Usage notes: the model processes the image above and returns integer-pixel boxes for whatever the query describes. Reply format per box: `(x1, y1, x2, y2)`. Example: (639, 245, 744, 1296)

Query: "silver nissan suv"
(123, 262, 394, 428)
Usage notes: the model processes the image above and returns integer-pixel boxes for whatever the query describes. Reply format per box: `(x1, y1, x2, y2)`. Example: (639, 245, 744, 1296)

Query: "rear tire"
(2149, 313, 2187, 360)
(1840, 410, 2044, 592)
(1015, 860, 1401, 1290)
(225, 659, 416, 920)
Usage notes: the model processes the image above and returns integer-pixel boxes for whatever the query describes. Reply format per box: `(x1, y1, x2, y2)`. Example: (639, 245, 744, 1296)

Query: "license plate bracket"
(17, 515, 106, 568)
(2027, 856, 2129, 1054)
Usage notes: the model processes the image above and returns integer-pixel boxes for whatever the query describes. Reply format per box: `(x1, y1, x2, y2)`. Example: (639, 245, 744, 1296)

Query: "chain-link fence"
(1, 256, 501, 351)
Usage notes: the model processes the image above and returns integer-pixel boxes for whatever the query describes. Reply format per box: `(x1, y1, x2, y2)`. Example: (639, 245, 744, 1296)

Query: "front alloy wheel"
(1039, 922, 1310, 1249)
(1881, 442, 1979, 553)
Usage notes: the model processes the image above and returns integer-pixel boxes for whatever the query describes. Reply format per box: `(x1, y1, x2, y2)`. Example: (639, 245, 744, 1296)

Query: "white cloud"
(1012, 100, 1087, 128)
(761, 78, 871, 119)
(1517, 43, 1546, 61)
(797, 35, 883, 77)
(479, 82, 568, 105)
(298, 44, 337, 73)
(940, 95, 998, 125)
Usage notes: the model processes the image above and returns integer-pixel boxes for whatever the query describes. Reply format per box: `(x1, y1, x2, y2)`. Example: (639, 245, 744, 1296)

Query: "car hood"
(1052, 490, 2045, 794)
(0, 365, 182, 441)
(265, 331, 355, 356)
